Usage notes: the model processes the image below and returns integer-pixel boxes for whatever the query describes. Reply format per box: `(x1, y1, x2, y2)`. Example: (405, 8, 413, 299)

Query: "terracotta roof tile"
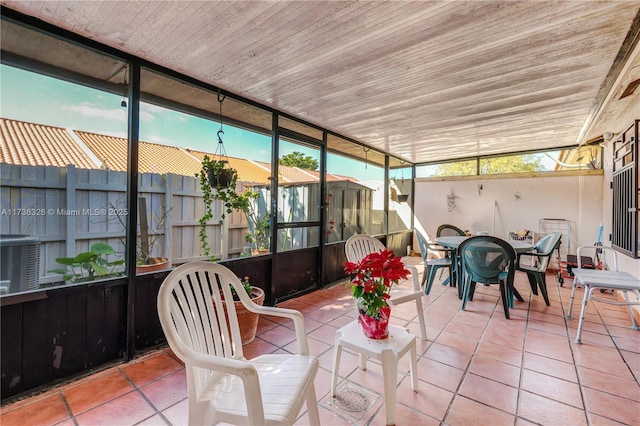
(1, 118, 98, 169)
(75, 131, 202, 176)
(1, 119, 359, 186)
(186, 149, 271, 185)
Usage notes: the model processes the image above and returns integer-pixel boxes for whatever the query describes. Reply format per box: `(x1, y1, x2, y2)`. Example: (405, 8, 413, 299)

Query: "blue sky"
(1, 65, 384, 180)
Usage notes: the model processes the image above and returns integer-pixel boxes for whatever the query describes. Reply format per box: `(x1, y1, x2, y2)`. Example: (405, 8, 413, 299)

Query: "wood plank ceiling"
(1, 1, 639, 164)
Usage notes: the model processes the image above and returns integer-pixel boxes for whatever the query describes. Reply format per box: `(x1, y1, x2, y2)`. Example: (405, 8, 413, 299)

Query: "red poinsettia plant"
(344, 249, 410, 318)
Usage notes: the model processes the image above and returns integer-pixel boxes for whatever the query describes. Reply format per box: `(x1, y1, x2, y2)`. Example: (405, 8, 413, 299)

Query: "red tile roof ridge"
(66, 127, 103, 168)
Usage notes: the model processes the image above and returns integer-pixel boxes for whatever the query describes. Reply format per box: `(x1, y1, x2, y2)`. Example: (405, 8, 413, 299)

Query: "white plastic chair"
(345, 234, 427, 340)
(157, 261, 320, 425)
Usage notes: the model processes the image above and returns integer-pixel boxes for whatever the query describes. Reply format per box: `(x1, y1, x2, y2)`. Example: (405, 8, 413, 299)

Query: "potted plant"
(196, 155, 252, 260)
(134, 198, 171, 274)
(48, 242, 125, 283)
(344, 249, 410, 339)
(223, 276, 265, 345)
(207, 159, 236, 189)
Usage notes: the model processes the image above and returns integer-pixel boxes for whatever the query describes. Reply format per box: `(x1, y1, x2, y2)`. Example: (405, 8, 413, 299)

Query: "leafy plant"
(48, 243, 125, 282)
(244, 198, 271, 251)
(196, 155, 253, 260)
(221, 276, 254, 301)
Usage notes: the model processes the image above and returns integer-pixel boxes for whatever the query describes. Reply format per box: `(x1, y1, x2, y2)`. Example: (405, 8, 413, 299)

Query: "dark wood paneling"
(1, 279, 127, 401)
(323, 242, 348, 285)
(273, 248, 319, 303)
(21, 299, 48, 390)
(1, 303, 23, 396)
(100, 285, 125, 363)
(86, 286, 107, 368)
(63, 291, 88, 376)
(134, 272, 168, 348)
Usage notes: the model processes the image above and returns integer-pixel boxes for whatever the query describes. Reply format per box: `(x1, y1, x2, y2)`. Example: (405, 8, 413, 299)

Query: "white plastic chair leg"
(409, 339, 418, 391)
(330, 339, 343, 397)
(415, 296, 427, 340)
(305, 384, 320, 426)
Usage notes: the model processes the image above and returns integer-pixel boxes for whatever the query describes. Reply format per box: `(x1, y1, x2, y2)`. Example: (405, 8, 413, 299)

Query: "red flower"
(344, 249, 410, 318)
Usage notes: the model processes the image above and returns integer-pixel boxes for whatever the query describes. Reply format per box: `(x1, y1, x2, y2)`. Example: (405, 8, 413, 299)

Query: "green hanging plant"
(196, 155, 254, 261)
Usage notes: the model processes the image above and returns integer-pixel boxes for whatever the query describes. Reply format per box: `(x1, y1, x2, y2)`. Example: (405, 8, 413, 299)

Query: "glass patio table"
(435, 236, 534, 298)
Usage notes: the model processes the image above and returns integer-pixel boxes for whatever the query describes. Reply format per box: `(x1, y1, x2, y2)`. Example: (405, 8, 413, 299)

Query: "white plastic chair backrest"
(345, 234, 385, 263)
(157, 261, 248, 368)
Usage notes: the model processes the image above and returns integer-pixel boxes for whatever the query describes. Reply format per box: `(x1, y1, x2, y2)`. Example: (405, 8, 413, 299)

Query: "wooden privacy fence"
(0, 164, 250, 285)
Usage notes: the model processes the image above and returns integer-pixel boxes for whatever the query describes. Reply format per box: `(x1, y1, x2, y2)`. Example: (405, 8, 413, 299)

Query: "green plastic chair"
(415, 229, 454, 295)
(515, 232, 562, 306)
(436, 224, 466, 237)
(458, 236, 517, 319)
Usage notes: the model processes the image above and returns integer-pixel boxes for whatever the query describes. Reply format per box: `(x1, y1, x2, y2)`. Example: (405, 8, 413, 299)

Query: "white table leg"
(622, 291, 640, 330)
(567, 276, 580, 319)
(575, 285, 591, 343)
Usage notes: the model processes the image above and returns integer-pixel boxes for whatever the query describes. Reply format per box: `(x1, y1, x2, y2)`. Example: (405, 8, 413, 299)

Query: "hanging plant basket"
(207, 167, 236, 189)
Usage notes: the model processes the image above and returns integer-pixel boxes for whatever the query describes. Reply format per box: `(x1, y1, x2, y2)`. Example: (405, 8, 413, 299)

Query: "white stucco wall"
(413, 174, 604, 258)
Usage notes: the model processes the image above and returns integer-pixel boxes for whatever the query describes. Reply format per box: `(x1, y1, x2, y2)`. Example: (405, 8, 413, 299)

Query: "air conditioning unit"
(0, 234, 40, 295)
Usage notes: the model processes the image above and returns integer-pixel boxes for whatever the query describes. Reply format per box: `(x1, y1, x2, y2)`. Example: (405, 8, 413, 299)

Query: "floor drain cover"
(334, 388, 370, 412)
(322, 382, 379, 421)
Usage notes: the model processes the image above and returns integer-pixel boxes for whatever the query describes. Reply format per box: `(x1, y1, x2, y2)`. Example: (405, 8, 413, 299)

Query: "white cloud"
(144, 133, 179, 146)
(139, 110, 154, 122)
(63, 104, 126, 121)
(63, 103, 155, 122)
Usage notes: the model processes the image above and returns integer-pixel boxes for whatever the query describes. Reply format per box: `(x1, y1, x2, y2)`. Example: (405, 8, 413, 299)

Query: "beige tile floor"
(2, 264, 639, 425)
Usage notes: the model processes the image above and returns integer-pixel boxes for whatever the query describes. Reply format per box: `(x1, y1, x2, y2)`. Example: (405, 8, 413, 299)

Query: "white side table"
(331, 321, 418, 425)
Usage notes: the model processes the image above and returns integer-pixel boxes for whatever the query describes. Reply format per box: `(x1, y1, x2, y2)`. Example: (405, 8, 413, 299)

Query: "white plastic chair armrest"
(254, 306, 310, 355)
(406, 265, 421, 291)
(182, 345, 260, 378)
(234, 294, 310, 355)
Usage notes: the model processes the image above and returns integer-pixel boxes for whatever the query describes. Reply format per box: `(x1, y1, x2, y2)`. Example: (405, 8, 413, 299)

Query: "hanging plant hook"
(214, 89, 228, 160)
(217, 89, 226, 104)
(363, 147, 370, 169)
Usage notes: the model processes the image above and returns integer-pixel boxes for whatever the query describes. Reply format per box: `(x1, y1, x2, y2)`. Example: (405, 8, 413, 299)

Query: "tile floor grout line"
(118, 365, 174, 426)
(515, 283, 533, 424)
(57, 388, 79, 426)
(429, 279, 503, 424)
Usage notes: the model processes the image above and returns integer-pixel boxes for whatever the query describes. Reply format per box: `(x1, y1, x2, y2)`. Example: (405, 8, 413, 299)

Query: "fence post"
(65, 165, 76, 256)
(221, 216, 229, 260)
(164, 173, 173, 265)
